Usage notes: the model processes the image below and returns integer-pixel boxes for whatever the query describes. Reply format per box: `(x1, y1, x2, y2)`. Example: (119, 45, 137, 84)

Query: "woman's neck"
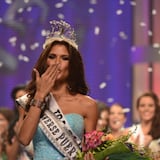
(110, 128, 124, 138)
(51, 83, 70, 98)
(141, 120, 152, 134)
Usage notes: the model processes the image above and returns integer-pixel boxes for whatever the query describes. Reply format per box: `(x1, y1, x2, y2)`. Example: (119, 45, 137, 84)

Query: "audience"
(96, 103, 110, 132)
(108, 103, 129, 139)
(95, 92, 160, 159)
(0, 107, 21, 160)
(10, 84, 34, 159)
(2, 84, 160, 159)
(128, 92, 160, 153)
(11, 84, 27, 117)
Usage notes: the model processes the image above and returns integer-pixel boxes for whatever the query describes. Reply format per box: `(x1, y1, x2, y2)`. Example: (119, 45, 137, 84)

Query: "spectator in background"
(108, 103, 129, 139)
(10, 84, 34, 159)
(129, 92, 160, 153)
(96, 101, 110, 132)
(0, 107, 21, 160)
(11, 84, 27, 118)
(11, 84, 27, 100)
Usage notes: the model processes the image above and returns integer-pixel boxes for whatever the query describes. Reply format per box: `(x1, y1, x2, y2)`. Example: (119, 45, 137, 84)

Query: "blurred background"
(0, 0, 160, 127)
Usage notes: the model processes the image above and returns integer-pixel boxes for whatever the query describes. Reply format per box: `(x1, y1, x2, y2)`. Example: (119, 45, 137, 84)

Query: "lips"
(141, 111, 153, 117)
(112, 120, 121, 125)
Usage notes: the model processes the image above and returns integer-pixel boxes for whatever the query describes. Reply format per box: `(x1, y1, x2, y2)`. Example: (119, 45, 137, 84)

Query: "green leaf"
(94, 142, 130, 160)
(109, 152, 152, 160)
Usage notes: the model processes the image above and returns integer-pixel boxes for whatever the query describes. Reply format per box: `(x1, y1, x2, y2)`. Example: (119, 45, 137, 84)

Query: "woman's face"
(96, 110, 109, 130)
(15, 89, 26, 99)
(46, 44, 69, 82)
(109, 104, 126, 131)
(137, 96, 156, 122)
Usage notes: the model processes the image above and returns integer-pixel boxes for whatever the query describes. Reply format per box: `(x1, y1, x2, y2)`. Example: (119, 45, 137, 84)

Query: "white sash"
(16, 94, 82, 159)
(39, 94, 82, 159)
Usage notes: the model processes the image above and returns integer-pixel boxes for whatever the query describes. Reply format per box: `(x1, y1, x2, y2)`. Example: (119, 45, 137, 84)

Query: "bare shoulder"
(76, 94, 98, 131)
(78, 94, 97, 106)
(77, 94, 98, 116)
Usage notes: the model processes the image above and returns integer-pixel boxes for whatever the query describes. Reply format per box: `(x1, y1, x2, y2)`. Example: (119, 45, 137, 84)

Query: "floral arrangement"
(76, 130, 152, 160)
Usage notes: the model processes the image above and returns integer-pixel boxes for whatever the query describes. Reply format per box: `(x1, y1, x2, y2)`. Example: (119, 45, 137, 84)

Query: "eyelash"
(63, 57, 69, 60)
(48, 54, 69, 61)
(48, 54, 55, 59)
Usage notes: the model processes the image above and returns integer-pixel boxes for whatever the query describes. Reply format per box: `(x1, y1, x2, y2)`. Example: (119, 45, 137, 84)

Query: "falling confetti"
(94, 26, 100, 35)
(0, 61, 3, 68)
(99, 82, 107, 89)
(18, 54, 29, 62)
(0, 0, 157, 128)
(116, 9, 123, 15)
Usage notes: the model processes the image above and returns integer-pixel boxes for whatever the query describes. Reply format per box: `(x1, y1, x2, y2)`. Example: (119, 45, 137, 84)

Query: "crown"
(43, 20, 78, 49)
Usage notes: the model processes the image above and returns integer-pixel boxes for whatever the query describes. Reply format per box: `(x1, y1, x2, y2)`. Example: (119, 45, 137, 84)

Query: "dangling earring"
(67, 85, 72, 91)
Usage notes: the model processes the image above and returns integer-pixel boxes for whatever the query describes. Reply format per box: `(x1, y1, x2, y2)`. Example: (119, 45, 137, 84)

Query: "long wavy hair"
(136, 92, 160, 139)
(26, 40, 89, 110)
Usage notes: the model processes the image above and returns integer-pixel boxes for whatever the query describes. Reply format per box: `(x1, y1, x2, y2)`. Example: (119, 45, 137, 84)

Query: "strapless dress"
(33, 113, 84, 160)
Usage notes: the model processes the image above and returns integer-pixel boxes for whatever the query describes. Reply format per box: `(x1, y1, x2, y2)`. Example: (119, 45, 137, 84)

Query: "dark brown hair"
(11, 84, 26, 100)
(136, 92, 160, 139)
(0, 107, 14, 123)
(26, 41, 89, 110)
(0, 107, 15, 144)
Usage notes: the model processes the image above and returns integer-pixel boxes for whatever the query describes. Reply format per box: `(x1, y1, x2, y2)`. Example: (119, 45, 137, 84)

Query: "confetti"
(116, 9, 123, 15)
(55, 3, 64, 8)
(99, 82, 107, 89)
(94, 26, 100, 35)
(18, 54, 29, 62)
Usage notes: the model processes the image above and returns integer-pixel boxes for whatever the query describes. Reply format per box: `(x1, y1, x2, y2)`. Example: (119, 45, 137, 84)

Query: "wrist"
(30, 98, 46, 110)
(34, 92, 46, 101)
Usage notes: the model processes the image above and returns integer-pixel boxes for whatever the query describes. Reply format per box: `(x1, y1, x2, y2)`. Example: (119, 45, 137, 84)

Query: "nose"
(55, 57, 61, 64)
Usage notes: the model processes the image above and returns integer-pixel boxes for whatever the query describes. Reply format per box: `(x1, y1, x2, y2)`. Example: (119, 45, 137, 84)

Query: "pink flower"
(83, 130, 104, 152)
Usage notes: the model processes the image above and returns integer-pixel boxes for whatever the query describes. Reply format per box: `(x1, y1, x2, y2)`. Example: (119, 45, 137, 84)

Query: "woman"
(16, 20, 98, 160)
(96, 107, 109, 132)
(11, 84, 34, 159)
(0, 107, 32, 160)
(108, 103, 128, 139)
(0, 107, 13, 160)
(0, 107, 19, 160)
(129, 92, 160, 153)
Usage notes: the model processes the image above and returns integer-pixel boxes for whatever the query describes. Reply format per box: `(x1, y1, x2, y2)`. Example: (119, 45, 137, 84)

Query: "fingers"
(84, 152, 95, 160)
(43, 64, 60, 80)
(48, 64, 60, 80)
(144, 135, 153, 147)
(33, 64, 60, 96)
(135, 134, 140, 144)
(33, 68, 40, 81)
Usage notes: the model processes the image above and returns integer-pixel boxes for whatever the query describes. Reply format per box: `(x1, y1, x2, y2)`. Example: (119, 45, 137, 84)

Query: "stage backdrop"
(0, 0, 140, 127)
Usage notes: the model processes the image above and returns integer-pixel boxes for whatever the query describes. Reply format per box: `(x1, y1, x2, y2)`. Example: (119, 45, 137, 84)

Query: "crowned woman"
(16, 20, 98, 160)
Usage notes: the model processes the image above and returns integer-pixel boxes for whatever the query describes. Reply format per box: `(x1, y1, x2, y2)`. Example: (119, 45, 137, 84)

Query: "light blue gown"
(33, 113, 84, 160)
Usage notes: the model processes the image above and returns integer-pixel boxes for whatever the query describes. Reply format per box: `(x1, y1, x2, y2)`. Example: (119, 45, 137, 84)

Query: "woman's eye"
(48, 54, 55, 59)
(139, 104, 145, 108)
(149, 104, 154, 108)
(62, 56, 69, 61)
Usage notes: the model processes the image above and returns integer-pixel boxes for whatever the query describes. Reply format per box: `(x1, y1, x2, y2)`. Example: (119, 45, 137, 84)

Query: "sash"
(16, 94, 82, 159)
(39, 94, 82, 159)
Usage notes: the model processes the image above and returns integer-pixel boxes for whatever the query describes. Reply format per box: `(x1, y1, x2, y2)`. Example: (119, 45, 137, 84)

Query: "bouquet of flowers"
(76, 130, 152, 160)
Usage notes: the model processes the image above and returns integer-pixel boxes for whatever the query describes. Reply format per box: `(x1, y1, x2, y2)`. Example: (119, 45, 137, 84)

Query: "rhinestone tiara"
(43, 20, 78, 49)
